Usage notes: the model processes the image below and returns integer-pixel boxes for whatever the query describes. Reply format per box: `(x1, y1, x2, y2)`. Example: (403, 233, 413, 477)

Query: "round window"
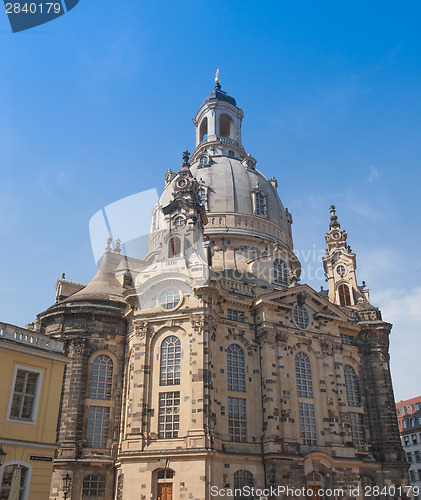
(177, 178, 187, 189)
(200, 156, 209, 166)
(160, 289, 181, 310)
(336, 265, 346, 277)
(293, 304, 309, 330)
(174, 216, 186, 230)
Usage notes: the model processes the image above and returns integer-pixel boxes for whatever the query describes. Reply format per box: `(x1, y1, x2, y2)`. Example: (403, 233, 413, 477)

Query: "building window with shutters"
(7, 366, 43, 423)
(338, 284, 352, 306)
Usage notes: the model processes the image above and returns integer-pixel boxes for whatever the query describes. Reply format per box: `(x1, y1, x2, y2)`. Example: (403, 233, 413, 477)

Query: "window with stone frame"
(8, 367, 42, 422)
(82, 474, 106, 497)
(197, 187, 207, 206)
(344, 365, 360, 407)
(227, 309, 245, 323)
(407, 452, 413, 463)
(160, 336, 181, 386)
(348, 412, 365, 450)
(228, 397, 247, 442)
(273, 259, 288, 286)
(295, 352, 313, 398)
(253, 191, 267, 216)
(298, 402, 317, 445)
(415, 450, 420, 463)
(158, 392, 180, 439)
(90, 355, 113, 400)
(168, 237, 181, 258)
(293, 304, 309, 330)
(233, 470, 254, 500)
(227, 344, 246, 392)
(86, 406, 110, 448)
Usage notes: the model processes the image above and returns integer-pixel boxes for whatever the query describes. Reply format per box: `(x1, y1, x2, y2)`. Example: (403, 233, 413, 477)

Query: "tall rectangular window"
(348, 412, 365, 450)
(86, 406, 110, 448)
(8, 367, 42, 422)
(298, 402, 317, 445)
(228, 397, 247, 442)
(158, 392, 180, 439)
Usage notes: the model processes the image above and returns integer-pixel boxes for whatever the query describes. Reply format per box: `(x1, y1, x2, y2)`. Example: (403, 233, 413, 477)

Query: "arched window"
(273, 259, 288, 286)
(90, 355, 113, 400)
(233, 470, 254, 500)
(220, 113, 233, 138)
(254, 191, 267, 216)
(168, 237, 181, 258)
(338, 284, 351, 306)
(82, 474, 106, 497)
(160, 336, 181, 386)
(344, 365, 360, 406)
(227, 344, 245, 392)
(295, 352, 313, 398)
(0, 463, 30, 500)
(199, 117, 208, 142)
(197, 188, 207, 205)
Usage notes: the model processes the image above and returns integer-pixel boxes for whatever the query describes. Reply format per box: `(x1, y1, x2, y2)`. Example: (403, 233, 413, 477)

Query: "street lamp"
(0, 446, 7, 465)
(62, 473, 71, 500)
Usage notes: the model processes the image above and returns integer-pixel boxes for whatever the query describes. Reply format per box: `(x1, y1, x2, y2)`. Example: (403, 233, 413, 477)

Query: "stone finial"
(61, 273, 66, 279)
(329, 204, 340, 229)
(182, 150, 191, 169)
(105, 237, 112, 252)
(114, 238, 121, 254)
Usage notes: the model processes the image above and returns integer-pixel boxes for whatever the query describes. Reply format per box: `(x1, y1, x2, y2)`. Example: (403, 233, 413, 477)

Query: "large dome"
(158, 81, 294, 253)
(159, 155, 293, 250)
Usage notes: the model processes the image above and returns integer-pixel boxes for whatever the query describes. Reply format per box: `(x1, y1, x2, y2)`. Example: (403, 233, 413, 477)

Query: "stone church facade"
(38, 80, 407, 499)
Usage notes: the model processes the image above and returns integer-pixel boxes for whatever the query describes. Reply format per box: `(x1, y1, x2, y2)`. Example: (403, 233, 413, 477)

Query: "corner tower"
(323, 205, 369, 306)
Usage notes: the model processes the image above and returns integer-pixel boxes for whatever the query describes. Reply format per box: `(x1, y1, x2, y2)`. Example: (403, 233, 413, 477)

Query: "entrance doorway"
(157, 482, 172, 500)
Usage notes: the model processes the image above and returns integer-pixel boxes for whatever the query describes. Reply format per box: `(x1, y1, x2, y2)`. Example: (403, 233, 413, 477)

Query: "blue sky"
(0, 1, 420, 400)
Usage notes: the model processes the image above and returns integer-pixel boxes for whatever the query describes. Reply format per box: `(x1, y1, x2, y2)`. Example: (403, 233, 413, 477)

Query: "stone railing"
(0, 322, 65, 353)
(219, 279, 254, 297)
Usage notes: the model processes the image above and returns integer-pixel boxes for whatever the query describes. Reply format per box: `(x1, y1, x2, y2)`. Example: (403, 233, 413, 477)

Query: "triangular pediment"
(254, 283, 351, 322)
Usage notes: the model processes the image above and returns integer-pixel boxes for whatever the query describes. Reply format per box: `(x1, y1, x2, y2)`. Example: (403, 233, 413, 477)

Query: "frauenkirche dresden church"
(38, 76, 408, 500)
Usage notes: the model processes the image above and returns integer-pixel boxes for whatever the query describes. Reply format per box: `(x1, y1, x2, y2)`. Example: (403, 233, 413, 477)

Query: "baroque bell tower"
(323, 205, 369, 306)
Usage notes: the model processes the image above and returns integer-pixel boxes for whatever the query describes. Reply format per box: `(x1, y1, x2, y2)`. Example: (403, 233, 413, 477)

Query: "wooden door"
(307, 485, 322, 500)
(158, 482, 173, 500)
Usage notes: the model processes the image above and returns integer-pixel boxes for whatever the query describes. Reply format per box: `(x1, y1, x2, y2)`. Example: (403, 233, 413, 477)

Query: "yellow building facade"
(0, 322, 67, 500)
